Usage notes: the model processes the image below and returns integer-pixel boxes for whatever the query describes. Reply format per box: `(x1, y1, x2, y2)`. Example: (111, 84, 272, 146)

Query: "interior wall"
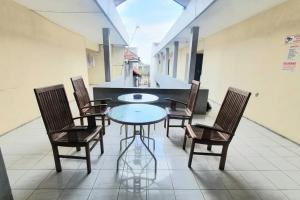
(201, 0, 300, 143)
(0, 0, 89, 135)
(88, 45, 124, 84)
(87, 45, 105, 85)
(111, 46, 125, 80)
(177, 45, 189, 82)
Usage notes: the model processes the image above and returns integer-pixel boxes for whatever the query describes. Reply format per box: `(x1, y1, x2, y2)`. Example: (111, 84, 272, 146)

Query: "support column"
(173, 41, 179, 78)
(188, 27, 199, 83)
(165, 48, 170, 75)
(102, 28, 111, 82)
(160, 52, 164, 74)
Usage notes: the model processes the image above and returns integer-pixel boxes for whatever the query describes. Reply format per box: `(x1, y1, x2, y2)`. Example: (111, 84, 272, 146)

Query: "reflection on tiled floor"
(1, 101, 300, 200)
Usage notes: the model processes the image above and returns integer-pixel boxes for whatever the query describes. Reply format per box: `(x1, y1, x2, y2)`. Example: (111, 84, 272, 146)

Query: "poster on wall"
(282, 35, 300, 71)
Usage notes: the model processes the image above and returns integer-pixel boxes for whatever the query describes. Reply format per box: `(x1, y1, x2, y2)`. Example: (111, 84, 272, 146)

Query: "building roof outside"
(124, 47, 140, 61)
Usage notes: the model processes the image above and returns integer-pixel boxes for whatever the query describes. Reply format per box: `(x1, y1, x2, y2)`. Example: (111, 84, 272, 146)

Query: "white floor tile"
(12, 189, 34, 200)
(147, 190, 175, 200)
(201, 190, 232, 200)
(174, 190, 205, 200)
(281, 190, 300, 200)
(39, 170, 75, 189)
(1, 104, 300, 200)
(27, 189, 62, 200)
(88, 189, 118, 200)
(170, 170, 199, 189)
(58, 189, 91, 200)
(229, 190, 260, 200)
(256, 190, 288, 200)
(262, 171, 300, 189)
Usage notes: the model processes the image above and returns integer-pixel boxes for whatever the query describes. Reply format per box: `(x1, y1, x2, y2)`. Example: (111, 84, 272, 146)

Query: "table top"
(108, 104, 166, 125)
(118, 93, 159, 103)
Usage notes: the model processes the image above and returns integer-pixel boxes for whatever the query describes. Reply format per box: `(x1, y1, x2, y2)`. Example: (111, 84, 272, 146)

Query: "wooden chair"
(165, 80, 200, 137)
(34, 84, 104, 174)
(71, 76, 111, 135)
(183, 87, 251, 170)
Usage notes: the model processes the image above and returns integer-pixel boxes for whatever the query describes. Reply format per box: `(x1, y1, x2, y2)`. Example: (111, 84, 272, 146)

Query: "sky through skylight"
(117, 0, 183, 64)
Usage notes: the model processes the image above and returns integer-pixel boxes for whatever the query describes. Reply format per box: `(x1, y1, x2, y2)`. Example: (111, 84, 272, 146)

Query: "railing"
(92, 74, 209, 114)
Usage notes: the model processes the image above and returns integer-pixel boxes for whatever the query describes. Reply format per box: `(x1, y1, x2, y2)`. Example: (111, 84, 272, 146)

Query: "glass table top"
(118, 93, 159, 103)
(108, 104, 166, 125)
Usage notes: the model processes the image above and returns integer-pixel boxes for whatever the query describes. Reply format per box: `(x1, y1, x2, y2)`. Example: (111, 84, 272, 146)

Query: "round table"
(108, 104, 166, 172)
(118, 93, 159, 103)
(117, 93, 159, 139)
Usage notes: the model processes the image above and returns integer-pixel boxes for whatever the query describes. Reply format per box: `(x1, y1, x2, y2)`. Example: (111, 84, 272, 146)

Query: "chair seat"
(82, 105, 111, 116)
(186, 124, 230, 143)
(166, 107, 192, 118)
(52, 126, 102, 145)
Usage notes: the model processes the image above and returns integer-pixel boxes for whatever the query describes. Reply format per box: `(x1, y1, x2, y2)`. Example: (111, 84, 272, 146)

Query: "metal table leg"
(139, 125, 157, 173)
(117, 125, 136, 171)
(120, 125, 132, 151)
(140, 125, 155, 150)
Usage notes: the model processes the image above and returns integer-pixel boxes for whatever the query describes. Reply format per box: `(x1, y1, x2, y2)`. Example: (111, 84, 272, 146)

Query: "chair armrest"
(60, 126, 88, 132)
(164, 98, 187, 106)
(81, 104, 108, 109)
(73, 113, 102, 120)
(73, 114, 99, 127)
(90, 98, 112, 103)
(165, 98, 187, 110)
(195, 124, 232, 135)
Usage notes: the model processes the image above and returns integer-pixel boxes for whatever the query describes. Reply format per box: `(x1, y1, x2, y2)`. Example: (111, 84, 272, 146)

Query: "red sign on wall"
(282, 35, 300, 71)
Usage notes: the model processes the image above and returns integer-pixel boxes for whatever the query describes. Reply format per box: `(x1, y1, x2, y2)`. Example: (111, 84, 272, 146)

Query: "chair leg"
(76, 146, 81, 151)
(166, 118, 170, 137)
(164, 119, 166, 128)
(181, 119, 185, 128)
(80, 118, 84, 126)
(219, 144, 229, 170)
(188, 140, 196, 168)
(183, 129, 188, 150)
(207, 145, 212, 151)
(100, 131, 104, 154)
(108, 118, 111, 125)
(85, 144, 91, 174)
(189, 117, 193, 125)
(101, 116, 106, 135)
(52, 145, 62, 172)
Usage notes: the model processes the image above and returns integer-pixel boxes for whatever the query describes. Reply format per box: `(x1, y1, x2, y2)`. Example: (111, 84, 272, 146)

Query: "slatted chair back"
(74, 90, 88, 112)
(214, 87, 251, 138)
(71, 76, 90, 107)
(186, 80, 200, 113)
(34, 84, 74, 135)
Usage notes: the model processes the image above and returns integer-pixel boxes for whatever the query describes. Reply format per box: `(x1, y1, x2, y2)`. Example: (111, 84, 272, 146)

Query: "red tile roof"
(124, 48, 139, 61)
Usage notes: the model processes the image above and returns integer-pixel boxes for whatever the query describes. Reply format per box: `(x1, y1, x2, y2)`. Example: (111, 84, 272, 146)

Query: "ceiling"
(157, 0, 288, 52)
(113, 0, 190, 7)
(114, 0, 126, 6)
(13, 0, 129, 45)
(173, 0, 191, 8)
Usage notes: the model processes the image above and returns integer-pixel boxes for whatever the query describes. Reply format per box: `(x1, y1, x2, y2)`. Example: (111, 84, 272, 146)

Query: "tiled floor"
(1, 101, 300, 200)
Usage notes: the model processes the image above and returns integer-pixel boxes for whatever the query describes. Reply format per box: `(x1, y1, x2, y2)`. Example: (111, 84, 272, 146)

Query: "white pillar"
(160, 51, 164, 74)
(188, 27, 199, 83)
(165, 47, 170, 75)
(102, 28, 111, 82)
(173, 41, 179, 78)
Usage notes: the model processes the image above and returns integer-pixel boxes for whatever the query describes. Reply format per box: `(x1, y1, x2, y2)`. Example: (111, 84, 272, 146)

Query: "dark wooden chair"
(183, 87, 251, 170)
(165, 80, 200, 137)
(34, 84, 104, 174)
(71, 76, 111, 135)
